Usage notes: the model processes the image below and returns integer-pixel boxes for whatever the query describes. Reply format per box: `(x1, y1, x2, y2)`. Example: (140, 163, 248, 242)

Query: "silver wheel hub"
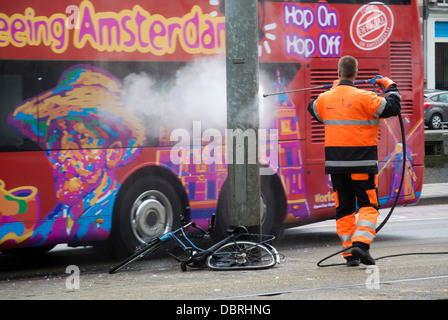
(130, 190, 173, 243)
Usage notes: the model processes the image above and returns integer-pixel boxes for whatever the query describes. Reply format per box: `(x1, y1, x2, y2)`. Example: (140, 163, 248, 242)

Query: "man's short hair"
(338, 56, 358, 79)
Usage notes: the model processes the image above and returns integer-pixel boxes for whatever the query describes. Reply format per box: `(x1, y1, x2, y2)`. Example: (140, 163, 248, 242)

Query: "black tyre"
(213, 176, 284, 241)
(206, 241, 277, 270)
(112, 175, 182, 259)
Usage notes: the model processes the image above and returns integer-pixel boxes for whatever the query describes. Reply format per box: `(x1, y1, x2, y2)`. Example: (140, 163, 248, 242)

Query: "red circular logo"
(350, 2, 394, 51)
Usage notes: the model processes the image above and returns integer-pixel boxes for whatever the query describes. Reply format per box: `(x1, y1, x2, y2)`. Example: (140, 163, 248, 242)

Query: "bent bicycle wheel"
(109, 237, 162, 274)
(206, 241, 277, 270)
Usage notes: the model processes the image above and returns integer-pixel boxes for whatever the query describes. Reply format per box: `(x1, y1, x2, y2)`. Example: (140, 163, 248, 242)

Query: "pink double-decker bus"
(0, 0, 424, 257)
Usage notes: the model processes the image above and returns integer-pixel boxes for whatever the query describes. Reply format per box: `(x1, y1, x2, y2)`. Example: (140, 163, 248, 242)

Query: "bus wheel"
(214, 177, 284, 241)
(114, 175, 181, 259)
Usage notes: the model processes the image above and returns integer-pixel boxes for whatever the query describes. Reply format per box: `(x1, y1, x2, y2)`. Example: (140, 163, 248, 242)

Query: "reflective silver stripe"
(374, 98, 387, 118)
(357, 220, 376, 230)
(312, 100, 323, 123)
(325, 160, 378, 167)
(353, 230, 375, 240)
(324, 119, 380, 126)
(385, 90, 402, 101)
(339, 235, 352, 242)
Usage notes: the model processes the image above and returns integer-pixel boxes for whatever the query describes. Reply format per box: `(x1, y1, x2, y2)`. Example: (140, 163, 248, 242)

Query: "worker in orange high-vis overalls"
(307, 56, 401, 266)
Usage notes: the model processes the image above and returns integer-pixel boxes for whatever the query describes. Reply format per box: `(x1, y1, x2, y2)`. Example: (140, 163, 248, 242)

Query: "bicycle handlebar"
(189, 222, 208, 235)
(187, 213, 215, 232)
(181, 214, 215, 239)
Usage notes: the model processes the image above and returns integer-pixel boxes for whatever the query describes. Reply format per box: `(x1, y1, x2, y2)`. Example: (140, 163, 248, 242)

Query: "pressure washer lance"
(263, 75, 405, 267)
(262, 75, 385, 97)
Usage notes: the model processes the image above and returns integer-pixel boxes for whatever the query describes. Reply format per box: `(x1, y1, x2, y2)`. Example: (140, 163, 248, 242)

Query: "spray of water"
(122, 57, 275, 138)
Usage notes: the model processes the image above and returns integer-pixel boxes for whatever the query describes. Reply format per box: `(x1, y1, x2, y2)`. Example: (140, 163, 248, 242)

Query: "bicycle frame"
(165, 223, 274, 266)
(109, 213, 278, 273)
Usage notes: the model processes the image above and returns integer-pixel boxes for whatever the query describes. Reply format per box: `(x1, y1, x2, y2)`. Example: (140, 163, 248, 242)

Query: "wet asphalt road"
(1, 202, 447, 301)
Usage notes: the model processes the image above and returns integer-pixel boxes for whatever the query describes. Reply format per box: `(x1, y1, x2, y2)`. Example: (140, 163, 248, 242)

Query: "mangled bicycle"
(109, 213, 280, 274)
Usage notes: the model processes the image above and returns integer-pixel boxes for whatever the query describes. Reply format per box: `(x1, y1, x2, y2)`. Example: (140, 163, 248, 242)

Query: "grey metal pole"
(225, 0, 261, 232)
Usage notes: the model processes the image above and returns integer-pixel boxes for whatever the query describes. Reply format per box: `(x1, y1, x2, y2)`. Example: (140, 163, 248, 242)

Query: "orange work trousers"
(331, 173, 379, 258)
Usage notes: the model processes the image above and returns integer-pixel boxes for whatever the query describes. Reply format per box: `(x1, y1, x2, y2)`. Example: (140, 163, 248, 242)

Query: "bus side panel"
(0, 0, 424, 251)
(0, 152, 55, 249)
(263, 0, 424, 226)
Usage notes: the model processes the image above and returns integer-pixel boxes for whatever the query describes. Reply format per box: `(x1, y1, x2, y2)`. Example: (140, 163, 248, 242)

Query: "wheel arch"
(215, 170, 287, 239)
(114, 165, 190, 219)
(262, 172, 287, 227)
(105, 164, 189, 258)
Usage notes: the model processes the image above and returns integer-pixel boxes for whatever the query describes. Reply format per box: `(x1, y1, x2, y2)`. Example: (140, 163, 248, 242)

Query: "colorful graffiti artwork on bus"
(0, 1, 226, 56)
(5, 65, 146, 246)
(0, 180, 40, 247)
(272, 69, 310, 223)
(378, 117, 424, 205)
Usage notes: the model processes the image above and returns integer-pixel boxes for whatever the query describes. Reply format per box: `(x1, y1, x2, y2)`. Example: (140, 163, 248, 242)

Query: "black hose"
(375, 113, 406, 233)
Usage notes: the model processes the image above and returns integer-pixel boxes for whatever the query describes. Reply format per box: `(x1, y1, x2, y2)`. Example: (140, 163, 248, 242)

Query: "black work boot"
(350, 242, 376, 265)
(345, 255, 360, 267)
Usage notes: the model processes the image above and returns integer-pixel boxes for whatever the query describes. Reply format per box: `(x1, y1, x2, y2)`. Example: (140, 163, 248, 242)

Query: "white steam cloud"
(123, 57, 275, 139)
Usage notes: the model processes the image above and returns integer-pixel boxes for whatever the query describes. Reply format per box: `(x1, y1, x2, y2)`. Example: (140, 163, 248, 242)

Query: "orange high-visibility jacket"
(308, 80, 401, 174)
